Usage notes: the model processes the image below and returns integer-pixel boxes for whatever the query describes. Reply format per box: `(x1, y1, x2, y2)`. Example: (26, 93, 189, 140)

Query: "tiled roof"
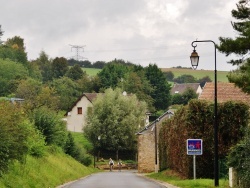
(84, 93, 99, 102)
(171, 83, 200, 95)
(199, 82, 250, 105)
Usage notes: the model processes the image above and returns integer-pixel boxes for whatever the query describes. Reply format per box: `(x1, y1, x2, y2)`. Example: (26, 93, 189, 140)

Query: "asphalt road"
(59, 170, 166, 188)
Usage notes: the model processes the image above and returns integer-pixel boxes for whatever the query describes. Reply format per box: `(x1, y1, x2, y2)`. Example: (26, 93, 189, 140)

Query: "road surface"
(59, 170, 167, 188)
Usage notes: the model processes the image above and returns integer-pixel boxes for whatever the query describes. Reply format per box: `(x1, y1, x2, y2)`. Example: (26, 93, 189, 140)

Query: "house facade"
(66, 93, 98, 132)
(137, 110, 174, 173)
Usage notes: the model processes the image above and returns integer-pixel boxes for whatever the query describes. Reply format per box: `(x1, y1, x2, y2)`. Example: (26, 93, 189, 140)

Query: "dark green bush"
(32, 106, 67, 148)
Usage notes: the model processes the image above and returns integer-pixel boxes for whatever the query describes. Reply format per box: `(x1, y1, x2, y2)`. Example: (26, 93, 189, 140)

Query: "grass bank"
(0, 146, 99, 188)
(147, 170, 229, 188)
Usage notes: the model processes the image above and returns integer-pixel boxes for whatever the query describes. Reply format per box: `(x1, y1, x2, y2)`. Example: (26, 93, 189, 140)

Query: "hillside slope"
(0, 147, 98, 188)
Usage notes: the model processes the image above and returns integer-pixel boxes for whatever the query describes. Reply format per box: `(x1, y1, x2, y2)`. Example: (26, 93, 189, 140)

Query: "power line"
(69, 44, 87, 61)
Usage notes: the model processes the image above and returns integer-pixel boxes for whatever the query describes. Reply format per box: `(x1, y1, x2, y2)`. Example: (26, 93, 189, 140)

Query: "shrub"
(0, 101, 30, 174)
(32, 106, 67, 148)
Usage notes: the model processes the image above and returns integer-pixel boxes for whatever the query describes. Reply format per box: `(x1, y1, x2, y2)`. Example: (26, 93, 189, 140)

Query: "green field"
(82, 67, 229, 83)
(161, 68, 229, 82)
(82, 68, 101, 76)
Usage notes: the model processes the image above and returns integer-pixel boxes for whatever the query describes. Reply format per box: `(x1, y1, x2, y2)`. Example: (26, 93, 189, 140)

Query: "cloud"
(0, 0, 239, 70)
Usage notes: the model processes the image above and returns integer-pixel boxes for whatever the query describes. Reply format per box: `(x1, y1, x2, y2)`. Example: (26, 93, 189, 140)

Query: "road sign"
(187, 139, 203, 155)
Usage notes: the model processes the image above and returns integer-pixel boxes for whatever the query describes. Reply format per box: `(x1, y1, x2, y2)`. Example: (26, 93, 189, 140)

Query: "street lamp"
(190, 40, 219, 187)
(94, 135, 101, 168)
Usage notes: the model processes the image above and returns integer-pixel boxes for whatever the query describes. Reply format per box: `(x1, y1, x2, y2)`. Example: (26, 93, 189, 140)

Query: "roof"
(137, 110, 175, 135)
(171, 83, 200, 95)
(65, 93, 99, 114)
(199, 82, 250, 105)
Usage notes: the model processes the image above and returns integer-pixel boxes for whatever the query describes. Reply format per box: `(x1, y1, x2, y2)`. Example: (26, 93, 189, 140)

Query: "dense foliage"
(217, 0, 250, 93)
(84, 88, 147, 159)
(158, 100, 249, 178)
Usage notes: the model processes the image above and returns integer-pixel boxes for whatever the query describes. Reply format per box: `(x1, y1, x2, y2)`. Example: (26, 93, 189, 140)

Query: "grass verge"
(147, 170, 229, 188)
(0, 146, 99, 188)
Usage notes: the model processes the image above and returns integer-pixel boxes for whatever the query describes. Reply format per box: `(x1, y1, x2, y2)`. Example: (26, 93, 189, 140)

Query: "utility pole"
(69, 44, 87, 61)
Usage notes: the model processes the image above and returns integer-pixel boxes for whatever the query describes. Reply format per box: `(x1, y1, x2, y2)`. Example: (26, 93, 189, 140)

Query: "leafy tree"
(93, 61, 106, 69)
(84, 88, 147, 159)
(119, 71, 155, 112)
(171, 87, 198, 105)
(51, 57, 69, 79)
(182, 87, 198, 105)
(50, 77, 82, 111)
(217, 0, 250, 93)
(197, 76, 212, 88)
(0, 36, 28, 66)
(0, 59, 28, 96)
(5, 36, 25, 51)
(164, 71, 174, 81)
(0, 101, 31, 174)
(173, 74, 197, 83)
(66, 64, 85, 80)
(35, 51, 53, 82)
(97, 60, 130, 90)
(145, 64, 172, 110)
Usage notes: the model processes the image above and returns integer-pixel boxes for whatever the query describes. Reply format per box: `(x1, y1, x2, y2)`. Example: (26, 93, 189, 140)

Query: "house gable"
(66, 93, 99, 132)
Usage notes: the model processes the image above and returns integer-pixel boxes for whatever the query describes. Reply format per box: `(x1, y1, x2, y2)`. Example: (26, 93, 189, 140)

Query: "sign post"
(187, 139, 203, 180)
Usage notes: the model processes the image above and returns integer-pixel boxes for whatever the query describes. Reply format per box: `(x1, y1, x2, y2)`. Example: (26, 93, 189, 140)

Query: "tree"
(97, 60, 130, 90)
(35, 51, 53, 82)
(50, 77, 82, 111)
(0, 101, 31, 174)
(84, 88, 147, 159)
(145, 64, 172, 110)
(0, 36, 28, 66)
(119, 71, 155, 112)
(0, 59, 28, 96)
(164, 71, 174, 81)
(0, 25, 3, 45)
(197, 76, 212, 88)
(66, 64, 85, 80)
(217, 0, 250, 93)
(51, 57, 69, 79)
(173, 74, 197, 83)
(32, 106, 67, 147)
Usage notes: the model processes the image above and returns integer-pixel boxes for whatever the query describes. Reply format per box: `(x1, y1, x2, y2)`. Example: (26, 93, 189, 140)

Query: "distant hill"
(161, 68, 229, 83)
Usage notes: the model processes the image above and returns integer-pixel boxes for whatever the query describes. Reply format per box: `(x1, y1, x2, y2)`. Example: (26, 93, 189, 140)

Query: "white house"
(65, 93, 98, 132)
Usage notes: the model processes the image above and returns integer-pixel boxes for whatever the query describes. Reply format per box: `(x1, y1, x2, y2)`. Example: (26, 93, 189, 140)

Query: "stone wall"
(137, 132, 155, 173)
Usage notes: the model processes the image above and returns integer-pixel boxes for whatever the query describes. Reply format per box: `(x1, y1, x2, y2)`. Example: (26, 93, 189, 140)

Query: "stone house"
(65, 93, 98, 132)
(171, 83, 202, 96)
(137, 110, 174, 173)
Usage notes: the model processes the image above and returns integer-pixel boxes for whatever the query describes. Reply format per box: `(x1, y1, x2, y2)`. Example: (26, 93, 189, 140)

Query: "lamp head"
(190, 47, 199, 70)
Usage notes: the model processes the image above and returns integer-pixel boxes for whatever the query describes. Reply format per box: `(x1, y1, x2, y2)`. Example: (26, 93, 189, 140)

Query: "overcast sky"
(1, 0, 239, 71)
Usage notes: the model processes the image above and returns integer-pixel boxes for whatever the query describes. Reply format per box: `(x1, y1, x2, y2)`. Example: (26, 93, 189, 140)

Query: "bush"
(0, 101, 30, 174)
(227, 129, 250, 187)
(32, 106, 67, 148)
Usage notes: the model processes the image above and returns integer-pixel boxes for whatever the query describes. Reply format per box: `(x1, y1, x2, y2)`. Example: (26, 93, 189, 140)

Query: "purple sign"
(187, 139, 203, 155)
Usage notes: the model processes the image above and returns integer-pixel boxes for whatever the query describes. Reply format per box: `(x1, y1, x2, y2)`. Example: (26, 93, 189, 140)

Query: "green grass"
(0, 146, 99, 188)
(82, 68, 101, 76)
(71, 132, 93, 151)
(161, 68, 229, 83)
(147, 170, 229, 188)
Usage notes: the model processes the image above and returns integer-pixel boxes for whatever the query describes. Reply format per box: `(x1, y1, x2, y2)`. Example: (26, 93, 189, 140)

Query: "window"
(77, 107, 82, 114)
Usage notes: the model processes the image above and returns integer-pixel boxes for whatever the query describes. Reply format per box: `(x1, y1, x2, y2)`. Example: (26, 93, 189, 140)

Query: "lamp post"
(190, 40, 219, 186)
(94, 135, 101, 168)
